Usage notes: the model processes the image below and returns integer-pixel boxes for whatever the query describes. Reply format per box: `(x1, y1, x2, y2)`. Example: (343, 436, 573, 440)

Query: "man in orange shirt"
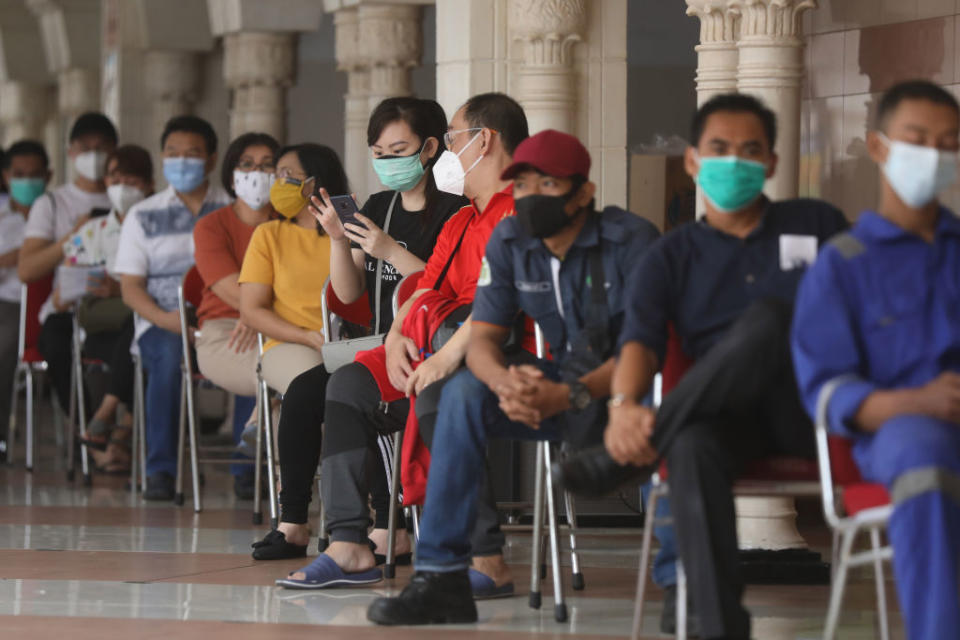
(273, 93, 530, 591)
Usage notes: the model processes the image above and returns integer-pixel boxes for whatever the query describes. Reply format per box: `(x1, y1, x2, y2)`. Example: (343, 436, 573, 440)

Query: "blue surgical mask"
(696, 155, 767, 213)
(9, 177, 46, 207)
(372, 143, 426, 192)
(878, 133, 959, 209)
(163, 157, 207, 193)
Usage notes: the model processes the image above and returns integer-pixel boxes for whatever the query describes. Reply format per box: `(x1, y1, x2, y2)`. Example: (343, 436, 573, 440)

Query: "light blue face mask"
(371, 143, 426, 192)
(163, 157, 207, 193)
(696, 155, 768, 213)
(9, 177, 46, 207)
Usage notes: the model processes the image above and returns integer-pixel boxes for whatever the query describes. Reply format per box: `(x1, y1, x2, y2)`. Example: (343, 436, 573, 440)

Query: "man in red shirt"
(273, 93, 530, 590)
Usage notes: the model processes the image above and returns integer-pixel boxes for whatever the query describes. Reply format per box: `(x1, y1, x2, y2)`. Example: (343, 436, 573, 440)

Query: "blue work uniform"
(792, 209, 960, 640)
(414, 207, 660, 572)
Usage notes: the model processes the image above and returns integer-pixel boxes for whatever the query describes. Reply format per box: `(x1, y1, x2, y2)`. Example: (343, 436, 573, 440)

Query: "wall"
(802, 0, 960, 217)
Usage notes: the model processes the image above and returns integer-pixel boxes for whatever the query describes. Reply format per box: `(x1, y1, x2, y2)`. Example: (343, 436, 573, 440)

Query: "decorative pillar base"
(736, 496, 830, 585)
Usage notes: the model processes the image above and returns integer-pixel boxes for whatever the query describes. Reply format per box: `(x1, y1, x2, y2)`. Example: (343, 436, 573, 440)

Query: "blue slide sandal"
(275, 554, 383, 590)
(469, 568, 515, 600)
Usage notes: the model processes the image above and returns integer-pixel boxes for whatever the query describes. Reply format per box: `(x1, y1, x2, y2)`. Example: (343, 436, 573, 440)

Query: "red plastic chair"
(321, 276, 374, 339)
(10, 275, 53, 471)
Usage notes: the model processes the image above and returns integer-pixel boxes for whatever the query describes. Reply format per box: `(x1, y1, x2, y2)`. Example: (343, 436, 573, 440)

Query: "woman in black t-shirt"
(252, 98, 466, 562)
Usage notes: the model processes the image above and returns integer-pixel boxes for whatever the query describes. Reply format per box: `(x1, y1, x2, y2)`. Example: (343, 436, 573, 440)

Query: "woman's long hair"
(367, 97, 448, 227)
(276, 143, 350, 236)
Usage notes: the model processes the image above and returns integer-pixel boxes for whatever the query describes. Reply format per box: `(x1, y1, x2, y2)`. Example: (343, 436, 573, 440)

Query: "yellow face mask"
(269, 176, 313, 218)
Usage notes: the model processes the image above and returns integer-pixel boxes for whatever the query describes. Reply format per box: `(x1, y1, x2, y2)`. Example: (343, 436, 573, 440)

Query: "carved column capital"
(357, 5, 423, 70)
(223, 32, 296, 90)
(509, 0, 586, 67)
(333, 9, 363, 73)
(731, 0, 816, 41)
(685, 0, 741, 44)
(144, 50, 200, 103)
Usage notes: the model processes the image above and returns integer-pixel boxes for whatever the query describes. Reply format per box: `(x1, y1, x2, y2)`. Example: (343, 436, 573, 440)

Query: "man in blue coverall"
(366, 129, 660, 625)
(792, 79, 960, 640)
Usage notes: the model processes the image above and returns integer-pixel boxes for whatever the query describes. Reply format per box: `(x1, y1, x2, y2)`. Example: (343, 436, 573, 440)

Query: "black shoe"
(234, 473, 256, 500)
(251, 529, 307, 560)
(660, 584, 702, 636)
(143, 472, 175, 501)
(0, 439, 7, 464)
(552, 445, 653, 497)
(367, 570, 478, 625)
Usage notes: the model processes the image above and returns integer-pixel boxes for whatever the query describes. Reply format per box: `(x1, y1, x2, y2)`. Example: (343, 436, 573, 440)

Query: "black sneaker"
(143, 472, 175, 501)
(660, 584, 701, 637)
(367, 570, 478, 626)
(552, 445, 653, 497)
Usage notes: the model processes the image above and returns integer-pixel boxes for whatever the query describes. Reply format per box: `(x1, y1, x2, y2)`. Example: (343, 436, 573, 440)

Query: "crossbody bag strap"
(372, 191, 400, 334)
(432, 216, 471, 292)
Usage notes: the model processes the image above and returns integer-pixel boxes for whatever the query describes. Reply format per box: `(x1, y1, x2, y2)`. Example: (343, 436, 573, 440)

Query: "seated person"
(558, 94, 849, 640)
(0, 140, 51, 463)
(366, 129, 660, 624)
(69, 145, 153, 470)
(792, 79, 960, 640)
(274, 92, 529, 590)
(114, 116, 232, 500)
(194, 132, 279, 500)
(238, 143, 343, 394)
(251, 97, 465, 559)
(18, 113, 116, 415)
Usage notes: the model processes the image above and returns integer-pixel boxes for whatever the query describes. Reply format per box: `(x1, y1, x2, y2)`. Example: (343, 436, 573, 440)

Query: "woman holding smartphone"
(251, 97, 466, 562)
(238, 143, 344, 394)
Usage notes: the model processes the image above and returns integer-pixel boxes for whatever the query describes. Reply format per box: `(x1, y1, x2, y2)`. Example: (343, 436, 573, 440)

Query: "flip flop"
(469, 568, 515, 600)
(275, 554, 383, 590)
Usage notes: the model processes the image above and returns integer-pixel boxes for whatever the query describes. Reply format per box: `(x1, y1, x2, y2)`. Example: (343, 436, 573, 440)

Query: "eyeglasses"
(444, 128, 484, 150)
(276, 167, 311, 184)
(236, 160, 276, 172)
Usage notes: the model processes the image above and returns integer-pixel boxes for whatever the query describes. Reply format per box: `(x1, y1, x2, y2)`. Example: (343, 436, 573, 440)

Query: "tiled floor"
(0, 409, 904, 639)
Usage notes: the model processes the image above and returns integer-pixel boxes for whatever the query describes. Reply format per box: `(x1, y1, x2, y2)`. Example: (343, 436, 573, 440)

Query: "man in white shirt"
(114, 115, 232, 500)
(0, 140, 52, 463)
(17, 113, 116, 416)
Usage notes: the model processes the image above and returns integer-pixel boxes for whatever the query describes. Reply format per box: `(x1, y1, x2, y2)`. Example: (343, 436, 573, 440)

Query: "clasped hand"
(493, 365, 568, 429)
(604, 402, 657, 467)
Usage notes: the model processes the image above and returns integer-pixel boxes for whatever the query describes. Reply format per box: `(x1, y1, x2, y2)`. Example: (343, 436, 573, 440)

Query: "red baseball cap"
(500, 129, 591, 181)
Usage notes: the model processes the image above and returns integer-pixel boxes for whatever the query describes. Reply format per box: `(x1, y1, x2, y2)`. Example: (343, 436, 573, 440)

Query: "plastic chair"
(8, 276, 56, 471)
(320, 276, 374, 340)
(630, 332, 821, 640)
(255, 332, 279, 528)
(814, 382, 892, 640)
(66, 310, 109, 486)
(175, 266, 266, 522)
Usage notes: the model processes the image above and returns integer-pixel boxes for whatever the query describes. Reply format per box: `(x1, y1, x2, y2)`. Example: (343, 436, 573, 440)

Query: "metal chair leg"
(630, 486, 662, 640)
(870, 527, 890, 640)
(25, 368, 34, 471)
(411, 505, 420, 542)
(824, 527, 857, 639)
(317, 475, 328, 552)
(563, 489, 584, 590)
(183, 375, 201, 513)
(174, 377, 186, 505)
(529, 441, 546, 610)
(261, 379, 278, 529)
(543, 443, 567, 622)
(676, 559, 688, 640)
(66, 363, 77, 482)
(73, 334, 90, 486)
(385, 431, 403, 578)
(252, 393, 264, 525)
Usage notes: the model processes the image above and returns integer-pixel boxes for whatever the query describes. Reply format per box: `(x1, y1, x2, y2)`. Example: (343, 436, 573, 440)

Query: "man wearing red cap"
(367, 129, 659, 625)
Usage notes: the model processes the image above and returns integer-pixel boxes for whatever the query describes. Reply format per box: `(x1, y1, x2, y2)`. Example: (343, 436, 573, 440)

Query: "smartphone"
(329, 194, 364, 229)
(90, 207, 111, 219)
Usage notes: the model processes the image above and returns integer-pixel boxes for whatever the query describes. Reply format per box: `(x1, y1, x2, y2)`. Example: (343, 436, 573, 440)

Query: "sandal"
(252, 529, 308, 560)
(275, 554, 382, 589)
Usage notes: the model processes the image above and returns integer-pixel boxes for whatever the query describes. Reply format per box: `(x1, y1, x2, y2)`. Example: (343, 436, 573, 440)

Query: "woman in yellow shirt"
(239, 143, 345, 393)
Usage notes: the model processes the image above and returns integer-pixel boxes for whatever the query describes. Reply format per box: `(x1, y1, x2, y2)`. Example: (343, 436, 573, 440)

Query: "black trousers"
(277, 363, 400, 530)
(654, 299, 814, 640)
(37, 312, 73, 413)
(83, 315, 134, 407)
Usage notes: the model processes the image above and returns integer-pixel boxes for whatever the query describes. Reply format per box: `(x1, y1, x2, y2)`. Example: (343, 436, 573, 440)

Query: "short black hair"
(691, 93, 778, 150)
(106, 145, 153, 184)
(161, 115, 218, 155)
(3, 140, 49, 171)
(462, 92, 529, 155)
(221, 132, 280, 197)
(276, 143, 350, 236)
(876, 79, 960, 130)
(69, 112, 118, 146)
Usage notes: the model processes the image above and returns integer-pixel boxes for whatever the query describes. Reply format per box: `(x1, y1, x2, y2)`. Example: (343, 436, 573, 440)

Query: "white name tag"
(779, 234, 818, 270)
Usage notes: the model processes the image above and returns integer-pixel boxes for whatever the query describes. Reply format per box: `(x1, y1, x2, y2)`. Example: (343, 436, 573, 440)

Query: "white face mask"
(879, 133, 959, 209)
(432, 131, 483, 196)
(234, 170, 274, 210)
(74, 150, 108, 182)
(107, 183, 145, 214)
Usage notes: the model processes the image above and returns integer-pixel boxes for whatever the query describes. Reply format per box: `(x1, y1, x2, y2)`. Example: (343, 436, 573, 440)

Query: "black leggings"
(277, 363, 401, 530)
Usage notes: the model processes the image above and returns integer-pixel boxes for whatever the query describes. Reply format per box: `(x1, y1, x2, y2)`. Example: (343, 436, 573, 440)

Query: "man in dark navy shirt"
(560, 94, 848, 640)
(367, 129, 659, 626)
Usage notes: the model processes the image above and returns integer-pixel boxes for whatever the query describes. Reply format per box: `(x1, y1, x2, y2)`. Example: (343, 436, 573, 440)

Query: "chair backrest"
(392, 270, 424, 317)
(19, 275, 54, 357)
(320, 276, 373, 341)
(177, 268, 199, 374)
(814, 381, 872, 526)
(182, 265, 204, 309)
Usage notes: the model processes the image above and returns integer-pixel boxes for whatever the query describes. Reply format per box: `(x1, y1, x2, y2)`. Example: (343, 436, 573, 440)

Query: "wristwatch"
(608, 393, 632, 408)
(568, 380, 592, 411)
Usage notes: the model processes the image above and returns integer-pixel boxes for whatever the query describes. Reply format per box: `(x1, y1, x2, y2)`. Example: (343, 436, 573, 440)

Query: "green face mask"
(9, 177, 46, 207)
(696, 155, 767, 213)
(372, 144, 426, 192)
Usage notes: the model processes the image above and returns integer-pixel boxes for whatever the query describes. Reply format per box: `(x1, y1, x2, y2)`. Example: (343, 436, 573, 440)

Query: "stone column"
(685, 0, 741, 106)
(333, 9, 371, 201)
(144, 50, 201, 141)
(508, 0, 586, 135)
(735, 0, 817, 200)
(223, 32, 296, 143)
(0, 83, 50, 147)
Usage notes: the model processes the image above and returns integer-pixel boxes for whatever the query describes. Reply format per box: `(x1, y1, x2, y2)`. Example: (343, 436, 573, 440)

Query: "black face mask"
(515, 191, 580, 239)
